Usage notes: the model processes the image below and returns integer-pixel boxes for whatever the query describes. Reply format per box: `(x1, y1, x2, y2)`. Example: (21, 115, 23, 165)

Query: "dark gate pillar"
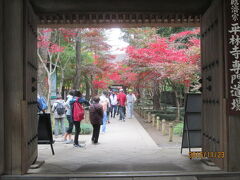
(224, 0, 240, 172)
(0, 0, 4, 175)
(3, 0, 24, 174)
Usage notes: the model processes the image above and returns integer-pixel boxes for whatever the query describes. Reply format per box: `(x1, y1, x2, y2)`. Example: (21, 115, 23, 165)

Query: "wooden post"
(162, 119, 166, 135)
(142, 110, 144, 120)
(140, 107, 142, 117)
(152, 114, 156, 127)
(156, 116, 161, 130)
(169, 123, 173, 142)
(147, 112, 151, 123)
(144, 110, 147, 119)
(142, 110, 144, 118)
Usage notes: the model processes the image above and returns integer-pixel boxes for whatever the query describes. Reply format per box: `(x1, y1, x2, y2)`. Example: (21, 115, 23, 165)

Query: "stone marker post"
(169, 123, 173, 142)
(156, 116, 160, 130)
(162, 119, 166, 135)
(152, 114, 156, 126)
(148, 112, 151, 123)
(144, 110, 147, 119)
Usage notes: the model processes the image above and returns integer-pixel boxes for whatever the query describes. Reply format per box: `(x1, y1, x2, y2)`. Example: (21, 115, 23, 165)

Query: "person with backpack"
(70, 90, 90, 148)
(37, 94, 48, 113)
(63, 90, 75, 144)
(89, 96, 103, 144)
(52, 95, 66, 138)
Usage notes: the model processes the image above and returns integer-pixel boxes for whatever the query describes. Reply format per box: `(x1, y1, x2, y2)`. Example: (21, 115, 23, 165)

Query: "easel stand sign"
(181, 93, 202, 153)
(38, 113, 55, 155)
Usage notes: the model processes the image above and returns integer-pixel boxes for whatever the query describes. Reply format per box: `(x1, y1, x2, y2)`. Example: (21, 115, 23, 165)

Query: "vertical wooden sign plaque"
(227, 0, 240, 114)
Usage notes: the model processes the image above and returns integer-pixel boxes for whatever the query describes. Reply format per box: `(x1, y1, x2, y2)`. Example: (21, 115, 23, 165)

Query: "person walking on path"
(126, 89, 137, 119)
(106, 91, 111, 123)
(109, 91, 118, 118)
(52, 95, 66, 138)
(90, 96, 103, 144)
(63, 90, 75, 144)
(100, 91, 110, 133)
(70, 90, 90, 148)
(117, 89, 126, 121)
(116, 91, 120, 115)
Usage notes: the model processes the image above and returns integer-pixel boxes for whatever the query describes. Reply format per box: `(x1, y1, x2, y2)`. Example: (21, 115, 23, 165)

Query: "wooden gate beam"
(37, 12, 200, 28)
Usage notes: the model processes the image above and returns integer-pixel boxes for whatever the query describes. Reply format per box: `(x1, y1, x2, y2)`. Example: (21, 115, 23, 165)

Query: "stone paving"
(29, 114, 220, 174)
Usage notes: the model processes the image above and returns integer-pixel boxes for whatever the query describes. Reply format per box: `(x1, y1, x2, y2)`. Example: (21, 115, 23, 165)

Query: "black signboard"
(181, 93, 202, 153)
(38, 113, 55, 155)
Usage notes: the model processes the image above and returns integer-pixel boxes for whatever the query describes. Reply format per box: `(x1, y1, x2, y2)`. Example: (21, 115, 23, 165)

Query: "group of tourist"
(49, 88, 136, 148)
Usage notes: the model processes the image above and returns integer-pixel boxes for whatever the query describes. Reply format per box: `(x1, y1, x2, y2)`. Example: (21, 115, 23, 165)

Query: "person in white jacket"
(126, 89, 136, 119)
(109, 91, 118, 118)
(100, 91, 110, 133)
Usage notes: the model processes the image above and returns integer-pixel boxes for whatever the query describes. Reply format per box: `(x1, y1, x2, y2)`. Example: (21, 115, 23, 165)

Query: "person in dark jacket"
(90, 96, 103, 144)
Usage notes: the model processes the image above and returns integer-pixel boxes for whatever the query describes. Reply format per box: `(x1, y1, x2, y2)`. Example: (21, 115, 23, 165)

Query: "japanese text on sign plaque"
(229, 0, 240, 112)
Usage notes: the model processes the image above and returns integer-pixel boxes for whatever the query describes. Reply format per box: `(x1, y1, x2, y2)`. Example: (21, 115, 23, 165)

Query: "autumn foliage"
(124, 28, 200, 89)
(90, 28, 200, 95)
(37, 27, 201, 107)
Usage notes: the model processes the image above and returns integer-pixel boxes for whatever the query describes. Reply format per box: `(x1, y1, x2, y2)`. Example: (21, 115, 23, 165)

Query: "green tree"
(157, 27, 194, 37)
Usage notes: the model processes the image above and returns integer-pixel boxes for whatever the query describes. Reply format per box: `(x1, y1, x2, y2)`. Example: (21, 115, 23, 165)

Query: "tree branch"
(37, 48, 49, 74)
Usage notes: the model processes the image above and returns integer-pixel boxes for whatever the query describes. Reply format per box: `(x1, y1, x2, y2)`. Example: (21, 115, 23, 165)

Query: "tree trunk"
(90, 75, 93, 97)
(37, 31, 51, 98)
(85, 76, 90, 100)
(37, 62, 48, 97)
(62, 85, 66, 100)
(92, 88, 98, 97)
(47, 74, 52, 112)
(136, 88, 141, 105)
(72, 31, 82, 89)
(174, 90, 181, 121)
(152, 80, 161, 110)
(58, 68, 64, 96)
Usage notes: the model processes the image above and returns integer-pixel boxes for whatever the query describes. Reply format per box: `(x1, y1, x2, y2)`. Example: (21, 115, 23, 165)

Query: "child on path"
(90, 96, 103, 144)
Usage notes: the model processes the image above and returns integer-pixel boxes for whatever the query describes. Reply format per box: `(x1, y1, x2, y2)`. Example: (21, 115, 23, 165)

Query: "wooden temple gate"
(1, 0, 39, 174)
(0, 0, 240, 175)
(201, 0, 226, 169)
(21, 2, 39, 173)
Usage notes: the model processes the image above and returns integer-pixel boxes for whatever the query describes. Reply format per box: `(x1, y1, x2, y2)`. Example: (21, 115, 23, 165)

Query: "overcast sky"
(105, 28, 129, 54)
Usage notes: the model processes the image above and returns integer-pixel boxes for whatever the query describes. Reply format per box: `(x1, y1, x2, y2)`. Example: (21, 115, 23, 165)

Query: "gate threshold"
(1, 171, 240, 179)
